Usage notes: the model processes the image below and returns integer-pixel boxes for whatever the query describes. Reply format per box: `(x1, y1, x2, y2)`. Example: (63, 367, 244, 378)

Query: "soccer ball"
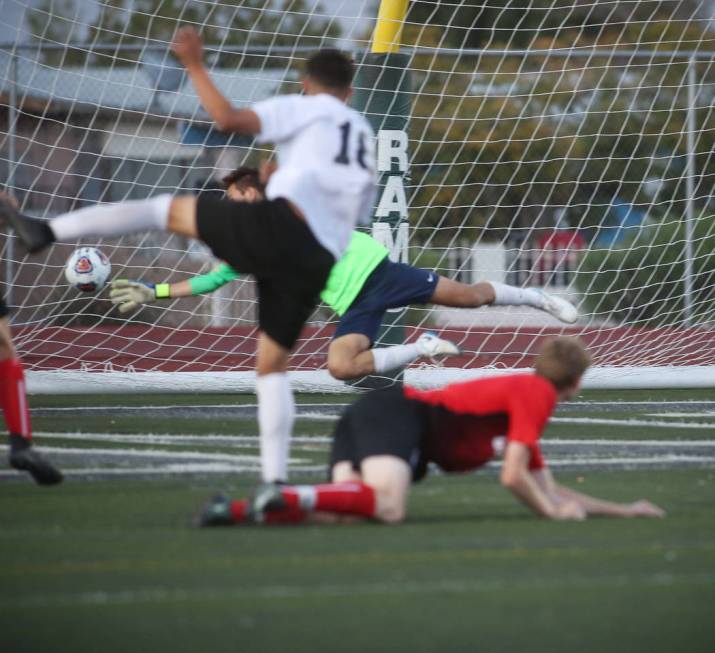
(64, 247, 111, 293)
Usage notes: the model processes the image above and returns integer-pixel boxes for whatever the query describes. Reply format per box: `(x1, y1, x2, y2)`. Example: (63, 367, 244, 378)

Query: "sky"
(1, 0, 713, 50)
(0, 0, 379, 48)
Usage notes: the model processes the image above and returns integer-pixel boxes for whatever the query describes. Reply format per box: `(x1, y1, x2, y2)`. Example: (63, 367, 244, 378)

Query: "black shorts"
(196, 196, 335, 349)
(0, 296, 8, 319)
(329, 385, 430, 482)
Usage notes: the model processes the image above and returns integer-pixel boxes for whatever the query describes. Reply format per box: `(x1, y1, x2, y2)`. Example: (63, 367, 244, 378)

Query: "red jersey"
(404, 374, 557, 472)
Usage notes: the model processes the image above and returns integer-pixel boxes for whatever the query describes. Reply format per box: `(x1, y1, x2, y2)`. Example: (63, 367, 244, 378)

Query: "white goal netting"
(1, 0, 714, 392)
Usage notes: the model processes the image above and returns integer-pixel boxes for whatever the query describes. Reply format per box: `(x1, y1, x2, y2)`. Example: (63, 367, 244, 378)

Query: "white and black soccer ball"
(64, 247, 112, 293)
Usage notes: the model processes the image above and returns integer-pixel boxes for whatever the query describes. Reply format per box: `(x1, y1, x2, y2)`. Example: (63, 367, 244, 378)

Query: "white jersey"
(252, 93, 376, 260)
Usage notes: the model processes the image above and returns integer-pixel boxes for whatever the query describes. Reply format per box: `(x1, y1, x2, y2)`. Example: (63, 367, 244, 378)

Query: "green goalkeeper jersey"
(188, 231, 389, 316)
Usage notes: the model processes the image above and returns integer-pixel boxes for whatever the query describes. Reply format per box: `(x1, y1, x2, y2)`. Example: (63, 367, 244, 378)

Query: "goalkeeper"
(110, 166, 578, 381)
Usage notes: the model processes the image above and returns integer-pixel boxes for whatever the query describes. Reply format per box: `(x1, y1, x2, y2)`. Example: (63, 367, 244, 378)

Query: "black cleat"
(195, 493, 235, 527)
(249, 482, 287, 523)
(0, 195, 55, 254)
(8, 440, 63, 486)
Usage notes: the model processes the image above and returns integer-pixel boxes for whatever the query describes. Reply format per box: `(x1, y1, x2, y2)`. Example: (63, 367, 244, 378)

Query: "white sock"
(50, 194, 173, 242)
(256, 372, 294, 483)
(489, 282, 544, 309)
(371, 343, 421, 374)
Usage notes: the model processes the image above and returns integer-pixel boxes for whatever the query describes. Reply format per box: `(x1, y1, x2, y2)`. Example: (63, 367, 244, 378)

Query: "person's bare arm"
(167, 280, 193, 298)
(532, 468, 665, 518)
(259, 160, 277, 186)
(171, 27, 261, 134)
(500, 442, 585, 520)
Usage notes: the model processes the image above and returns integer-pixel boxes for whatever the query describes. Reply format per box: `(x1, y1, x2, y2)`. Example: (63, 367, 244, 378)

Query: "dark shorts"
(329, 385, 430, 482)
(0, 296, 8, 319)
(196, 196, 335, 349)
(333, 259, 439, 343)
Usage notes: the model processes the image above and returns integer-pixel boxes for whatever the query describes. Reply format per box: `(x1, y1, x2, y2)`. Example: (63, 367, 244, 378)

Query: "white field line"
(0, 464, 326, 479)
(2, 454, 713, 480)
(31, 404, 348, 410)
(31, 432, 715, 448)
(32, 432, 333, 446)
(32, 401, 715, 411)
(516, 455, 715, 467)
(0, 444, 309, 464)
(566, 401, 715, 406)
(3, 455, 713, 480)
(31, 404, 343, 419)
(297, 413, 340, 421)
(648, 412, 715, 418)
(3, 573, 715, 609)
(29, 404, 258, 412)
(4, 442, 715, 472)
(550, 417, 715, 430)
(543, 438, 715, 447)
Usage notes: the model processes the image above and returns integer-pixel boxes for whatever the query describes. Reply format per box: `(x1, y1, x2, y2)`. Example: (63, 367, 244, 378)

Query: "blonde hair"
(534, 337, 591, 390)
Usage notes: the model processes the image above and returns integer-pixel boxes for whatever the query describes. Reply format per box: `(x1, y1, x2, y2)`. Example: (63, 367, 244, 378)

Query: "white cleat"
(538, 291, 578, 324)
(416, 332, 462, 359)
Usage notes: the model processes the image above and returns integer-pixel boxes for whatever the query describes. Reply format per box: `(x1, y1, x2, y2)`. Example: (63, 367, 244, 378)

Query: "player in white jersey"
(0, 28, 376, 485)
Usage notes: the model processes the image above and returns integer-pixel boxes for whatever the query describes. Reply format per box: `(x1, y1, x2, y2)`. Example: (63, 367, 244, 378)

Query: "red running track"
(14, 324, 715, 372)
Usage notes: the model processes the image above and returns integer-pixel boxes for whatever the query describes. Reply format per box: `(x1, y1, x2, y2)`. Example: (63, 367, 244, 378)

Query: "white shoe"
(416, 332, 462, 358)
(538, 291, 578, 324)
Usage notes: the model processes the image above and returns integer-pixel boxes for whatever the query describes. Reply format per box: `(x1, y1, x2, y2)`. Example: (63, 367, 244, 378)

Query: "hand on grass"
(172, 26, 204, 69)
(552, 499, 586, 521)
(627, 500, 666, 518)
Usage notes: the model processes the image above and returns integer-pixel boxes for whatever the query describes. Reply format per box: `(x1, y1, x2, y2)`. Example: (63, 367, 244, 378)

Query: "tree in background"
(405, 0, 715, 51)
(577, 213, 715, 327)
(27, 0, 341, 66)
(398, 5, 714, 247)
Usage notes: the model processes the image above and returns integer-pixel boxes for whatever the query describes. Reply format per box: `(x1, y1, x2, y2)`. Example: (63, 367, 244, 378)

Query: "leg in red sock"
(196, 495, 307, 526)
(0, 358, 31, 438)
(278, 482, 376, 519)
(0, 357, 63, 485)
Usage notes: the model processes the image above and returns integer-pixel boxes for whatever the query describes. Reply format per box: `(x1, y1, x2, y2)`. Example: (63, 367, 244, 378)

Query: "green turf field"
(1, 389, 714, 652)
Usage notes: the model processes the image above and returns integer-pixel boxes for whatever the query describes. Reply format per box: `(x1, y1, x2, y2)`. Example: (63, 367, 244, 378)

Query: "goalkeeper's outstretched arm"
(109, 263, 239, 313)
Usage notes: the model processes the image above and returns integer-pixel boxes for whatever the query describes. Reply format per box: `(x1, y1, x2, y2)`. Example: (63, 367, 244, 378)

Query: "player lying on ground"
(197, 337, 664, 525)
(0, 300, 62, 485)
(0, 32, 376, 485)
(110, 166, 578, 381)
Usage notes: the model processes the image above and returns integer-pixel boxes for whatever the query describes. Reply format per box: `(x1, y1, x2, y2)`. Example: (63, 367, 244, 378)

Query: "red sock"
(281, 482, 376, 518)
(229, 499, 307, 524)
(0, 359, 31, 439)
(230, 499, 249, 522)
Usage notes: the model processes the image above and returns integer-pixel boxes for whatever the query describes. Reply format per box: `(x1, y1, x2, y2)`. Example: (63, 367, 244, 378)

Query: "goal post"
(1, 0, 714, 393)
(351, 0, 412, 388)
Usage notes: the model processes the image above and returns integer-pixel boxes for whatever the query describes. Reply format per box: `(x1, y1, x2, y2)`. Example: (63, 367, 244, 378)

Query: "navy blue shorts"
(333, 259, 439, 343)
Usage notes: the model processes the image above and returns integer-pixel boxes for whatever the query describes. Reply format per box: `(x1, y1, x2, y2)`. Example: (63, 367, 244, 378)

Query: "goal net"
(1, 0, 714, 393)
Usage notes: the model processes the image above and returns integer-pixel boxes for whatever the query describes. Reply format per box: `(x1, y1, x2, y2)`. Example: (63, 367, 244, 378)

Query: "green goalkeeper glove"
(109, 280, 170, 313)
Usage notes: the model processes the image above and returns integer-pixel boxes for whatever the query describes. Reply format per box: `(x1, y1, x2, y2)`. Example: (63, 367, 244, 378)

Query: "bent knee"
(327, 357, 358, 381)
(372, 488, 407, 523)
(375, 504, 406, 524)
